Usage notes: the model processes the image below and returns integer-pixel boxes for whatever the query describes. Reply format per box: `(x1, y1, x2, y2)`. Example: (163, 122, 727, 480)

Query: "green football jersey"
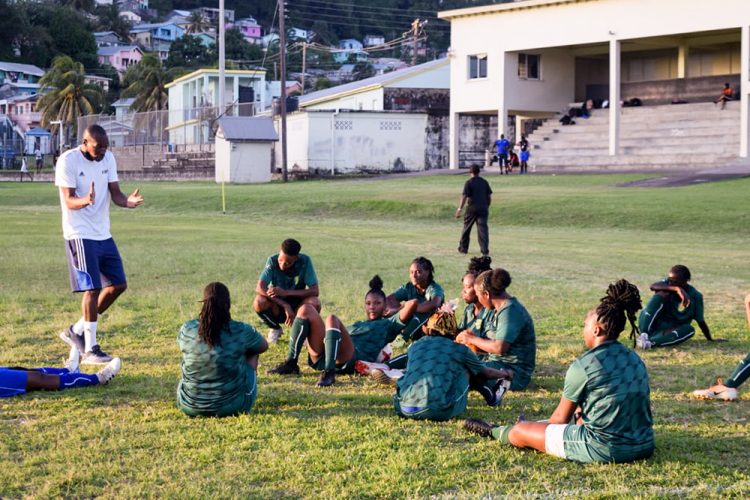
(258, 253, 318, 290)
(396, 336, 484, 416)
(177, 319, 265, 417)
(349, 315, 405, 362)
(562, 340, 655, 463)
(658, 279, 705, 324)
(485, 297, 536, 390)
(458, 304, 492, 337)
(391, 281, 445, 329)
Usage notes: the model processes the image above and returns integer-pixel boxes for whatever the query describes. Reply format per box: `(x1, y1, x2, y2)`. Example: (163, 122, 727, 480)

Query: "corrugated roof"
(299, 58, 448, 107)
(97, 45, 142, 56)
(217, 117, 278, 142)
(0, 62, 44, 77)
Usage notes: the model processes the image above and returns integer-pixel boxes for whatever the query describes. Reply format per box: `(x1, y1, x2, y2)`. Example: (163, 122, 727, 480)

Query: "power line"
(296, 0, 442, 16)
(289, 3, 442, 20)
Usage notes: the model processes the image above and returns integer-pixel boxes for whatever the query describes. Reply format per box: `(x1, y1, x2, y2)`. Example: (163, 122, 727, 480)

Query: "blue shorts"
(65, 238, 126, 292)
(520, 151, 530, 161)
(0, 368, 28, 398)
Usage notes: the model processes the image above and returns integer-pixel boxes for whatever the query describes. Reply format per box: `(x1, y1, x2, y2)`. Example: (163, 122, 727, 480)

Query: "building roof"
(113, 97, 136, 107)
(217, 117, 278, 142)
(98, 45, 143, 56)
(165, 68, 266, 88)
(439, 0, 581, 20)
(299, 58, 448, 108)
(0, 62, 44, 77)
(26, 127, 51, 136)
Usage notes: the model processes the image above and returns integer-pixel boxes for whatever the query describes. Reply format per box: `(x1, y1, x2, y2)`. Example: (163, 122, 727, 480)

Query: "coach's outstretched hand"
(127, 188, 143, 208)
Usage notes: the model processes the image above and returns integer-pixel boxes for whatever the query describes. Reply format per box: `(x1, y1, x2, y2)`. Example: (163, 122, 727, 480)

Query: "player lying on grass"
(384, 256, 445, 368)
(253, 238, 321, 344)
(362, 256, 493, 385)
(0, 347, 120, 398)
(636, 264, 721, 348)
(456, 268, 536, 393)
(267, 275, 418, 387)
(464, 279, 655, 464)
(692, 293, 750, 401)
(178, 282, 268, 417)
(393, 310, 513, 421)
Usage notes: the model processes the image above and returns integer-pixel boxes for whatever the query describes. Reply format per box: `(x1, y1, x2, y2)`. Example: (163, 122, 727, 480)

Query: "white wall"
(216, 136, 272, 183)
(388, 62, 450, 89)
(504, 48, 575, 113)
(280, 111, 429, 171)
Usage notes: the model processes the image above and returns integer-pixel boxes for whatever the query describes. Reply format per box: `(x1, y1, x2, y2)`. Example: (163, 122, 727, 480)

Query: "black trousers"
(459, 209, 489, 255)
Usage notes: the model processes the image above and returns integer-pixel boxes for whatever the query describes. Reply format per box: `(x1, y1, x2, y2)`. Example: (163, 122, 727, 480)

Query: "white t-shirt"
(55, 148, 119, 241)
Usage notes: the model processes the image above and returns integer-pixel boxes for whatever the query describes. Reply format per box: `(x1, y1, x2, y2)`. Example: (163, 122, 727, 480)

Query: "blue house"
(130, 22, 186, 60)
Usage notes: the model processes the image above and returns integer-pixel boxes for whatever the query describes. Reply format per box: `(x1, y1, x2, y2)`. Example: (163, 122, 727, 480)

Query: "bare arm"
(415, 295, 442, 314)
(385, 294, 401, 315)
(268, 283, 319, 300)
(108, 181, 143, 208)
(479, 366, 513, 380)
(697, 320, 712, 340)
(650, 281, 690, 307)
(255, 279, 291, 309)
(456, 330, 511, 355)
(487, 194, 491, 207)
(548, 397, 578, 425)
(745, 293, 750, 330)
(398, 299, 419, 323)
(455, 194, 467, 218)
(60, 185, 94, 210)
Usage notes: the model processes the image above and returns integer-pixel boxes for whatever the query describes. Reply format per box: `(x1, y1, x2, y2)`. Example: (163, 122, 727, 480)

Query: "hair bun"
(369, 275, 383, 291)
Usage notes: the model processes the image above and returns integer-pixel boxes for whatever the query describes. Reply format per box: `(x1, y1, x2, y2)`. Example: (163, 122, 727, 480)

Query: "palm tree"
(122, 54, 171, 112)
(186, 11, 209, 34)
(37, 55, 104, 146)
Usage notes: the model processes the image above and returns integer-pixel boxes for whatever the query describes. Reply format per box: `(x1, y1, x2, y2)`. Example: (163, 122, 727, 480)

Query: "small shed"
(215, 117, 278, 183)
(24, 128, 53, 155)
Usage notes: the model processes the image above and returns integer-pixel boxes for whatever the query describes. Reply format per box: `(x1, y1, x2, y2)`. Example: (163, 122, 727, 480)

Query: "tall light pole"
(218, 0, 226, 117)
(279, 0, 288, 182)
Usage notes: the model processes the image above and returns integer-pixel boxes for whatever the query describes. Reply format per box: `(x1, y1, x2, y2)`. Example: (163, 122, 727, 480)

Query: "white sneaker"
(96, 357, 121, 385)
(267, 328, 282, 344)
(691, 387, 738, 401)
(64, 346, 80, 373)
(636, 333, 652, 349)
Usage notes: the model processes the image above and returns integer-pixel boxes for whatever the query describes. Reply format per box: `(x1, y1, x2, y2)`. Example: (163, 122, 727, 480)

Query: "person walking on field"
(20, 156, 33, 182)
(456, 164, 492, 256)
(35, 147, 43, 172)
(55, 124, 144, 364)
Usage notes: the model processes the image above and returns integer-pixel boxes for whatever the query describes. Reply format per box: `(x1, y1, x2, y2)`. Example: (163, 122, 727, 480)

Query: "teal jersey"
(486, 297, 536, 390)
(660, 279, 705, 324)
(349, 315, 405, 362)
(258, 253, 318, 290)
(396, 336, 484, 414)
(177, 319, 265, 417)
(562, 340, 655, 463)
(458, 304, 492, 337)
(391, 281, 445, 325)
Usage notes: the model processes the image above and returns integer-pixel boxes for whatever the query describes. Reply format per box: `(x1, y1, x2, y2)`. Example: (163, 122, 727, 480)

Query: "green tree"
(186, 11, 210, 34)
(166, 35, 213, 70)
(313, 76, 334, 91)
(224, 28, 263, 67)
(94, 4, 133, 42)
(122, 54, 172, 112)
(37, 55, 104, 144)
(352, 61, 375, 81)
(47, 6, 99, 69)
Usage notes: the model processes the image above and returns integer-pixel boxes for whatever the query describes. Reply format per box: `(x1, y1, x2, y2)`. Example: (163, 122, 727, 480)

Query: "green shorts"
(561, 424, 655, 464)
(307, 354, 357, 374)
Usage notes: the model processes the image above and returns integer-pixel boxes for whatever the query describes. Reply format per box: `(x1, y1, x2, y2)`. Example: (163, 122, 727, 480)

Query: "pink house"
(97, 45, 144, 76)
(230, 17, 262, 44)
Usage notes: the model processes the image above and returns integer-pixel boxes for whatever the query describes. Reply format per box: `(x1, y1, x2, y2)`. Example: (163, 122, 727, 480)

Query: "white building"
(439, 0, 750, 168)
(215, 116, 277, 183)
(165, 68, 266, 146)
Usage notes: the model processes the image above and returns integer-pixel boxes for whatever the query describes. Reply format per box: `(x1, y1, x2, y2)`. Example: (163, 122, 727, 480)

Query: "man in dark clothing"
(456, 165, 492, 256)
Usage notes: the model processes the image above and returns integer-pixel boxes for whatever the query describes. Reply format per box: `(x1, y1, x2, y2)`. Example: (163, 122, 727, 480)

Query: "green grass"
(1, 174, 750, 498)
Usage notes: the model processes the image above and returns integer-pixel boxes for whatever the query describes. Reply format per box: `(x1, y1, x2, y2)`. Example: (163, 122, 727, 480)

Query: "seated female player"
(458, 256, 494, 350)
(394, 310, 513, 421)
(177, 282, 268, 417)
(0, 347, 120, 398)
(384, 257, 445, 369)
(267, 275, 418, 387)
(464, 279, 655, 464)
(456, 268, 536, 392)
(692, 293, 750, 401)
(636, 264, 720, 349)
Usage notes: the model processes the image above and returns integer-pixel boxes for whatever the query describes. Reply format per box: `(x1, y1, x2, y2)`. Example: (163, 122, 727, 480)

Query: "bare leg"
(82, 289, 101, 322)
(298, 304, 327, 358)
(25, 371, 61, 391)
(96, 283, 127, 316)
(508, 421, 550, 453)
(301, 295, 322, 313)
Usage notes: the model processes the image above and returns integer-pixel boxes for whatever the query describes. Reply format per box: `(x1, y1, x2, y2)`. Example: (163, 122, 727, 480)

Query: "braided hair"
(595, 279, 642, 345)
(412, 256, 435, 283)
(198, 282, 231, 348)
(465, 256, 492, 277)
(366, 275, 386, 300)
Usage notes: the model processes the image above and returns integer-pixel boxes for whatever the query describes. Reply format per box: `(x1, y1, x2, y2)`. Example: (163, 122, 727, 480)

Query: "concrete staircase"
(528, 102, 741, 171)
(150, 151, 215, 170)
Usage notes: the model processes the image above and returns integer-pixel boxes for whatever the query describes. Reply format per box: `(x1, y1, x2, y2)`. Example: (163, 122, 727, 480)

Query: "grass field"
(1, 173, 749, 498)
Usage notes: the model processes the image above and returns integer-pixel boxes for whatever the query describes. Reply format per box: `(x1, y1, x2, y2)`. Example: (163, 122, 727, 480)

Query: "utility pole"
(301, 41, 307, 95)
(218, 0, 226, 116)
(279, 0, 288, 182)
(411, 18, 420, 66)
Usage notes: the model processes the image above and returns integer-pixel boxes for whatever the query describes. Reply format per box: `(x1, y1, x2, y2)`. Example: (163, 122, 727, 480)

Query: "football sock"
(725, 352, 750, 389)
(257, 311, 281, 330)
(324, 329, 341, 371)
(287, 317, 309, 361)
(72, 317, 86, 335)
(58, 371, 100, 390)
(491, 425, 512, 444)
(83, 321, 98, 352)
